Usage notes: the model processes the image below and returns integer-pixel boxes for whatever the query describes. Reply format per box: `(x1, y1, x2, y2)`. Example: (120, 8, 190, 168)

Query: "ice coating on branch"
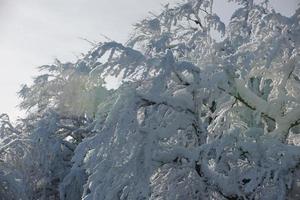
(0, 0, 300, 199)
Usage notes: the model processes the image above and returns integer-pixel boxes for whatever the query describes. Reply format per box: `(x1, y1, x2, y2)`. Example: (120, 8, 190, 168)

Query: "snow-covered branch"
(233, 78, 277, 119)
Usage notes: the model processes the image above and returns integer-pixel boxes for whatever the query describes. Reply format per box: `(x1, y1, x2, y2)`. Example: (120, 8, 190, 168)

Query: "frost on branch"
(1, 0, 300, 199)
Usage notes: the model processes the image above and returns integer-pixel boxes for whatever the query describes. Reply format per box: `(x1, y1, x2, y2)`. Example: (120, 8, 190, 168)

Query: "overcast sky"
(0, 0, 298, 121)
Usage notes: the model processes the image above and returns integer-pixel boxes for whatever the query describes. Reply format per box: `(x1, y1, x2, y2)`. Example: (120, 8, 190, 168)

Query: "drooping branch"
(219, 77, 300, 141)
(217, 81, 276, 122)
(273, 107, 300, 141)
(0, 114, 21, 135)
(0, 138, 31, 154)
(139, 95, 195, 115)
(233, 78, 278, 120)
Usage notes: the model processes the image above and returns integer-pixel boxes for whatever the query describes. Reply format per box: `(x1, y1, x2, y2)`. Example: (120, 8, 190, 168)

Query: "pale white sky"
(0, 0, 298, 121)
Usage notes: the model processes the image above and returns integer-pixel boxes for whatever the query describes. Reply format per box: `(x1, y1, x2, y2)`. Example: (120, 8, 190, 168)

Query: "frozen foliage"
(1, 0, 300, 199)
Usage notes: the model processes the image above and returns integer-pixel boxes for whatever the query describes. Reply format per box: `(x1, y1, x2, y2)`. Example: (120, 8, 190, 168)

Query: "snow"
(0, 0, 300, 199)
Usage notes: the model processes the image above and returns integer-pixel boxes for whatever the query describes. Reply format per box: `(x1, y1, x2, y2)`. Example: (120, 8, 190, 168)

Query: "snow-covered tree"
(1, 0, 300, 199)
